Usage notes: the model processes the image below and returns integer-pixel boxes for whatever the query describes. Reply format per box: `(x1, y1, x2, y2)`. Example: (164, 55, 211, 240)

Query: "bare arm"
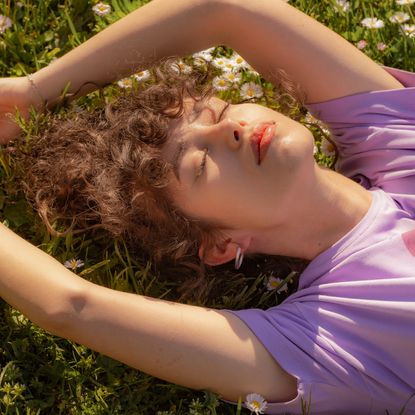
(30, 0, 227, 106)
(0, 0, 226, 144)
(0, 0, 225, 143)
(1, 0, 404, 143)
(32, 0, 403, 106)
(0, 223, 296, 402)
(222, 0, 403, 102)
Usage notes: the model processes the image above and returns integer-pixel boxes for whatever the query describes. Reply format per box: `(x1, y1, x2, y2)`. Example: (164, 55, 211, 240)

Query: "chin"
(277, 130, 314, 167)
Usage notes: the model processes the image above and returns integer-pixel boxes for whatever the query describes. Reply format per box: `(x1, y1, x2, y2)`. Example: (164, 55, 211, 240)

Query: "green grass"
(0, 0, 414, 413)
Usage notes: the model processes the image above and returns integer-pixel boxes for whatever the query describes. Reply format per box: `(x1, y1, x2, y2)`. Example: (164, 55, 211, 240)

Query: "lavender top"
(229, 67, 415, 415)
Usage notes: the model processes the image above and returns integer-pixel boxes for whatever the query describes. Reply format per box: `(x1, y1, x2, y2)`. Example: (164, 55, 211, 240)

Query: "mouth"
(250, 123, 276, 165)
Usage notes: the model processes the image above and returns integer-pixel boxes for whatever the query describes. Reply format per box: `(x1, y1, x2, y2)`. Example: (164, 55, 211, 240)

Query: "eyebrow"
(172, 139, 188, 182)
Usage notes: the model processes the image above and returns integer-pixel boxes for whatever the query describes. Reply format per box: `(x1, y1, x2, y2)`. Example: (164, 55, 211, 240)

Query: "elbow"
(38, 285, 91, 338)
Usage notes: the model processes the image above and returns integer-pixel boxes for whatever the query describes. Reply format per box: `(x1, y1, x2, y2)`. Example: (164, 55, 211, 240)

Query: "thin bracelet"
(27, 74, 47, 109)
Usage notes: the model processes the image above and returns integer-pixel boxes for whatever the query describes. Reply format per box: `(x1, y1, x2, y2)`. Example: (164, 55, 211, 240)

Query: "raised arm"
(0, 0, 226, 143)
(0, 0, 404, 143)
(23, 0, 405, 105)
(21, 0, 227, 107)
(222, 0, 403, 103)
(0, 223, 297, 403)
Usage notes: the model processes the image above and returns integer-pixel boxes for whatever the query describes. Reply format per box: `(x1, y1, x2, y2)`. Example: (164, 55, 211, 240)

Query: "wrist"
(26, 74, 47, 111)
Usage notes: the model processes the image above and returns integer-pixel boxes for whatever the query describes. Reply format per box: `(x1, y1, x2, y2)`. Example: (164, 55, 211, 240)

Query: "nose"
(204, 117, 246, 149)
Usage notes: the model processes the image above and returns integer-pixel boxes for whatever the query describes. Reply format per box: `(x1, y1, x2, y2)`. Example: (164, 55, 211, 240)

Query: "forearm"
(31, 0, 228, 105)
(60, 286, 296, 402)
(216, 0, 402, 102)
(0, 223, 92, 328)
(0, 223, 294, 402)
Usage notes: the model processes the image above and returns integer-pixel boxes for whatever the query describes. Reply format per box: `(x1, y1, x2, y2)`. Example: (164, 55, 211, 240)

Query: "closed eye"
(193, 102, 229, 181)
(195, 103, 230, 180)
(195, 148, 209, 180)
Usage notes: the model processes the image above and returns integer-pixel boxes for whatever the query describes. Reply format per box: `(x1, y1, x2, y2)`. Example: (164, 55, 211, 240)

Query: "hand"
(0, 77, 43, 145)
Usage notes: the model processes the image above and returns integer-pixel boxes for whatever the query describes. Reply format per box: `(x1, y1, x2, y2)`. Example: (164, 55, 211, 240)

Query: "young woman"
(1, 0, 414, 413)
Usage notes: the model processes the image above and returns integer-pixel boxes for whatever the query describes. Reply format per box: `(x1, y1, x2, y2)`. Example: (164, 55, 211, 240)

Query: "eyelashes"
(195, 148, 209, 180)
(194, 106, 225, 180)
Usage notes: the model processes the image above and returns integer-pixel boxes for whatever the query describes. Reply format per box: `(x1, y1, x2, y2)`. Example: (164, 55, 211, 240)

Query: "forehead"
(169, 96, 222, 133)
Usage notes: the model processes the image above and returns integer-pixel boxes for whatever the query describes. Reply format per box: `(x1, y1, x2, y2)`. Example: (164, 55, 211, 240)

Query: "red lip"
(250, 123, 276, 165)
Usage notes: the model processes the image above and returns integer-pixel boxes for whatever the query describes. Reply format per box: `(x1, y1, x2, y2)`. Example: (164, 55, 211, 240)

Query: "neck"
(252, 164, 372, 260)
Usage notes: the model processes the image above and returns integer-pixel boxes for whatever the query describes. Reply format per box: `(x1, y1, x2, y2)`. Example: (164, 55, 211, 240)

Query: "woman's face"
(162, 96, 315, 232)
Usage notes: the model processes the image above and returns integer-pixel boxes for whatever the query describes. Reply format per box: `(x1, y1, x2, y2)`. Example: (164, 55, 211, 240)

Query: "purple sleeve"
(226, 304, 374, 415)
(307, 67, 415, 215)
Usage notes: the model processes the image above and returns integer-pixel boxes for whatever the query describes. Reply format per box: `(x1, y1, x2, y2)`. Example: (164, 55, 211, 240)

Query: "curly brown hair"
(18, 57, 310, 297)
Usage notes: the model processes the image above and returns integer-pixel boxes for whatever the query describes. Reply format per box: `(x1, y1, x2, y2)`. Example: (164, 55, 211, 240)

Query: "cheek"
(271, 127, 315, 182)
(170, 169, 244, 225)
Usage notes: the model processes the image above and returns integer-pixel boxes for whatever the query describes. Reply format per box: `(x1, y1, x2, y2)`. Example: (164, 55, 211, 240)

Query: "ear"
(198, 235, 251, 267)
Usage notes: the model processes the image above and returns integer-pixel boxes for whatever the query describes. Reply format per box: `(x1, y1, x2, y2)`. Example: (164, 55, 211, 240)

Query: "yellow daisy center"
(251, 400, 261, 409)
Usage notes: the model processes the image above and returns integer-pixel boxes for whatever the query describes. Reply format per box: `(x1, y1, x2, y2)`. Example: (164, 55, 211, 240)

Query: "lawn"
(0, 0, 414, 414)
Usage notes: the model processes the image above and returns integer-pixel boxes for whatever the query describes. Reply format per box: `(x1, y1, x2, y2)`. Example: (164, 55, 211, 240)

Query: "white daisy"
(133, 70, 151, 82)
(389, 12, 410, 24)
(401, 24, 415, 37)
(240, 82, 264, 100)
(223, 59, 238, 72)
(266, 276, 282, 291)
(396, 0, 415, 4)
(92, 2, 111, 16)
(0, 15, 12, 34)
(222, 71, 242, 84)
(361, 17, 384, 29)
(64, 258, 85, 270)
(321, 138, 336, 157)
(171, 60, 192, 74)
(117, 77, 133, 88)
(245, 393, 268, 415)
(212, 57, 231, 71)
(229, 53, 249, 70)
(335, 0, 351, 12)
(212, 76, 231, 91)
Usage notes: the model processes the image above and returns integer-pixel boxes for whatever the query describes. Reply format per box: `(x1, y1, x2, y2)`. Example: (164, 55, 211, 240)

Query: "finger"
(0, 118, 22, 144)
